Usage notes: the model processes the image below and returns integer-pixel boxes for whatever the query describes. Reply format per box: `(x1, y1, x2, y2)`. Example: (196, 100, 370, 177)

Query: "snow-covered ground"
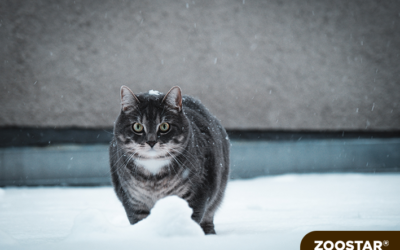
(1, 174, 399, 250)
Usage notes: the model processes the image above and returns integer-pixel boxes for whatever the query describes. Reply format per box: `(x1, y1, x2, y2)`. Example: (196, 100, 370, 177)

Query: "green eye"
(132, 123, 144, 133)
(159, 122, 170, 132)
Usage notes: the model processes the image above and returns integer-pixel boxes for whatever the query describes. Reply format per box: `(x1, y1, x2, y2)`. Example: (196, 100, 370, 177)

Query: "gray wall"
(1, 0, 399, 130)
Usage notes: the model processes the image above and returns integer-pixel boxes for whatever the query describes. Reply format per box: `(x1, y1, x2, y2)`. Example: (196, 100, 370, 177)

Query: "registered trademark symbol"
(383, 240, 389, 247)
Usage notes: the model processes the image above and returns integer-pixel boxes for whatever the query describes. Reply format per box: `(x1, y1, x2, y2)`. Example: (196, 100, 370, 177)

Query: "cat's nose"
(146, 141, 157, 148)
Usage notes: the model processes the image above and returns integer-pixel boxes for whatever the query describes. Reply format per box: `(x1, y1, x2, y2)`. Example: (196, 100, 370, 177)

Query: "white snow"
(0, 174, 399, 250)
(65, 196, 203, 243)
(133, 196, 204, 237)
(149, 89, 161, 95)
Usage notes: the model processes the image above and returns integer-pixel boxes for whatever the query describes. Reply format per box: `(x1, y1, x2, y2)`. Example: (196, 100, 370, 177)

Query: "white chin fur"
(135, 158, 170, 174)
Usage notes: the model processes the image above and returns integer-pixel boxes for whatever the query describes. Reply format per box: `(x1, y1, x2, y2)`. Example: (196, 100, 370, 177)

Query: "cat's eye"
(159, 122, 170, 132)
(132, 123, 144, 133)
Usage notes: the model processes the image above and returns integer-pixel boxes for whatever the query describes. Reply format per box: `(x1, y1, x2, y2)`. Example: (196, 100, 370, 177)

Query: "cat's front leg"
(190, 203, 207, 225)
(191, 205, 216, 234)
(188, 195, 215, 234)
(125, 209, 150, 224)
(122, 200, 150, 224)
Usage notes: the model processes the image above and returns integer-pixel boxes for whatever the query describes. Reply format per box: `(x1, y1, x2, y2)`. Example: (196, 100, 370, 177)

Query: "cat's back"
(182, 95, 223, 132)
(181, 95, 229, 160)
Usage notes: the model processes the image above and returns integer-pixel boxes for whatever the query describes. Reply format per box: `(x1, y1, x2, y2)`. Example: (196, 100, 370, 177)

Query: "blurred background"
(1, 0, 399, 186)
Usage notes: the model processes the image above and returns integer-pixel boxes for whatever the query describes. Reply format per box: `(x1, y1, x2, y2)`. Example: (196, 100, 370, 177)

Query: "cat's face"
(114, 86, 188, 161)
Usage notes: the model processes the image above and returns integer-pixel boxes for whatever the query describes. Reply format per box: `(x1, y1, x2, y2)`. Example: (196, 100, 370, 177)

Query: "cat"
(109, 85, 230, 234)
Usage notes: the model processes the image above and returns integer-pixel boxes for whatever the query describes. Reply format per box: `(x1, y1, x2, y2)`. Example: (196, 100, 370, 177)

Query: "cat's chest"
(134, 158, 171, 174)
(121, 168, 191, 207)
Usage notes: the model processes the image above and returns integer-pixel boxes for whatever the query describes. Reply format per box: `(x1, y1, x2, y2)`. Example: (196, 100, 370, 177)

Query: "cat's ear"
(162, 86, 182, 112)
(120, 85, 140, 112)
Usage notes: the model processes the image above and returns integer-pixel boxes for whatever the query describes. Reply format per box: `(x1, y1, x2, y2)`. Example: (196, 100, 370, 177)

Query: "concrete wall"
(1, 0, 399, 130)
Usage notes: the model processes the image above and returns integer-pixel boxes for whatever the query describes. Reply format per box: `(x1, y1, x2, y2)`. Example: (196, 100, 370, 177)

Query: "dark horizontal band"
(1, 127, 400, 147)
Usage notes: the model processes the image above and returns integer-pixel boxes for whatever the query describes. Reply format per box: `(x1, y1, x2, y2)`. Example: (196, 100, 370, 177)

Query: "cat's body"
(109, 86, 230, 234)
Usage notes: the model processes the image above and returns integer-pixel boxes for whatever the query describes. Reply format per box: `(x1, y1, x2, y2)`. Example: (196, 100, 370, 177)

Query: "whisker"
(164, 150, 197, 193)
(110, 148, 139, 175)
(168, 147, 199, 174)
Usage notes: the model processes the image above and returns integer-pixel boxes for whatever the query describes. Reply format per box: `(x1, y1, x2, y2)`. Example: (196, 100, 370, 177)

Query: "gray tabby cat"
(109, 85, 230, 234)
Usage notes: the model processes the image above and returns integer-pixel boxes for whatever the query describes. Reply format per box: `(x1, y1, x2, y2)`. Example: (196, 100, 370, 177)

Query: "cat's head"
(114, 86, 189, 160)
